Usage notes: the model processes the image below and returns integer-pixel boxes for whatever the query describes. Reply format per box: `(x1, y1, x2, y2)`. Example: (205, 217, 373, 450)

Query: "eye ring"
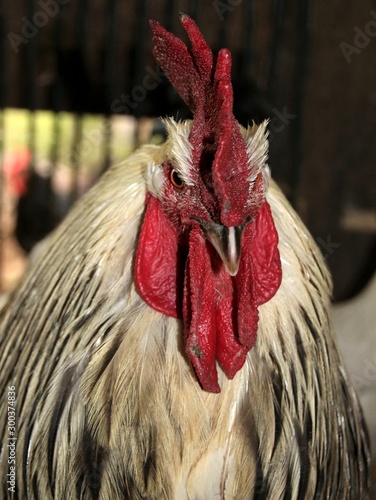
(170, 169, 184, 189)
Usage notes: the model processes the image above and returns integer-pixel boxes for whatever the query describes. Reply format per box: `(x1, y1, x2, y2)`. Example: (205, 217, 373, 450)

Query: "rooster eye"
(170, 169, 184, 189)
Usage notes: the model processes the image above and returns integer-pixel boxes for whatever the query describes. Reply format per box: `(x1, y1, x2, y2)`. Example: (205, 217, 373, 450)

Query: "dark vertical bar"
(26, 0, 37, 163)
(69, 0, 89, 201)
(190, 0, 202, 24)
(267, 0, 284, 99)
(132, 0, 148, 95)
(0, 0, 5, 124)
(241, 0, 254, 82)
(0, 0, 5, 107)
(102, 0, 119, 172)
(217, 11, 228, 48)
(49, 2, 65, 171)
(0, 0, 6, 290)
(164, 0, 175, 32)
(132, 0, 149, 147)
(47, 1, 66, 223)
(290, 0, 312, 206)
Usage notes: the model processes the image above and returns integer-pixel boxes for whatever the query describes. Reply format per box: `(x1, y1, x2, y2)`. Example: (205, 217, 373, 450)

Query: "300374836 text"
(6, 386, 16, 493)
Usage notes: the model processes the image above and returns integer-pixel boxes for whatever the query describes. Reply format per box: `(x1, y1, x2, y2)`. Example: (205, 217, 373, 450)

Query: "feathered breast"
(0, 140, 369, 499)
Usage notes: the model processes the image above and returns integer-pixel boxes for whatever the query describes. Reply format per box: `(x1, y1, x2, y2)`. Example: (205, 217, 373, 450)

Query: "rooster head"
(135, 15, 282, 392)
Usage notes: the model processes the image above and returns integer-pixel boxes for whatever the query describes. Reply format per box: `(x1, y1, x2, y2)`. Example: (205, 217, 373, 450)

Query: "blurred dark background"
(0, 0, 375, 300)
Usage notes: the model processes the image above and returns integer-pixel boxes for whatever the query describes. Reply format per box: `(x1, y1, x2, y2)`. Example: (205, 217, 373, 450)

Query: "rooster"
(0, 15, 370, 499)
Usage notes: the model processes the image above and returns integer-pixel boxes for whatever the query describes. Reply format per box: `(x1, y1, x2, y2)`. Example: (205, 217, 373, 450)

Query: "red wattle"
(215, 276, 249, 379)
(250, 202, 282, 305)
(135, 195, 181, 318)
(183, 226, 220, 393)
(235, 250, 259, 350)
(135, 196, 282, 393)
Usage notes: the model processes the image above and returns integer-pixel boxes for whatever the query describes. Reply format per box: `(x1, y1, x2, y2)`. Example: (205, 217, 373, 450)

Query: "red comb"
(150, 15, 250, 226)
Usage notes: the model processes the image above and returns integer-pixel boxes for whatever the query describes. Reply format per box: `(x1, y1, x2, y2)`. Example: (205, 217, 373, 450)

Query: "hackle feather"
(0, 122, 370, 498)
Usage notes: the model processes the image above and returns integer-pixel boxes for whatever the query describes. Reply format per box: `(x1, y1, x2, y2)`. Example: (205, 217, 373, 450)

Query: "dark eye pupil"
(171, 169, 183, 188)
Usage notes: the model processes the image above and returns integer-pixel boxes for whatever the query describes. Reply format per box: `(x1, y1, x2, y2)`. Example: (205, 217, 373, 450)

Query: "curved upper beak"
(200, 221, 245, 276)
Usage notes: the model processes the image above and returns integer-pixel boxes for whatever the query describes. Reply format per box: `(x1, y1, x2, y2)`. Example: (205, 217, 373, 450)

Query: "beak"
(200, 221, 245, 276)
